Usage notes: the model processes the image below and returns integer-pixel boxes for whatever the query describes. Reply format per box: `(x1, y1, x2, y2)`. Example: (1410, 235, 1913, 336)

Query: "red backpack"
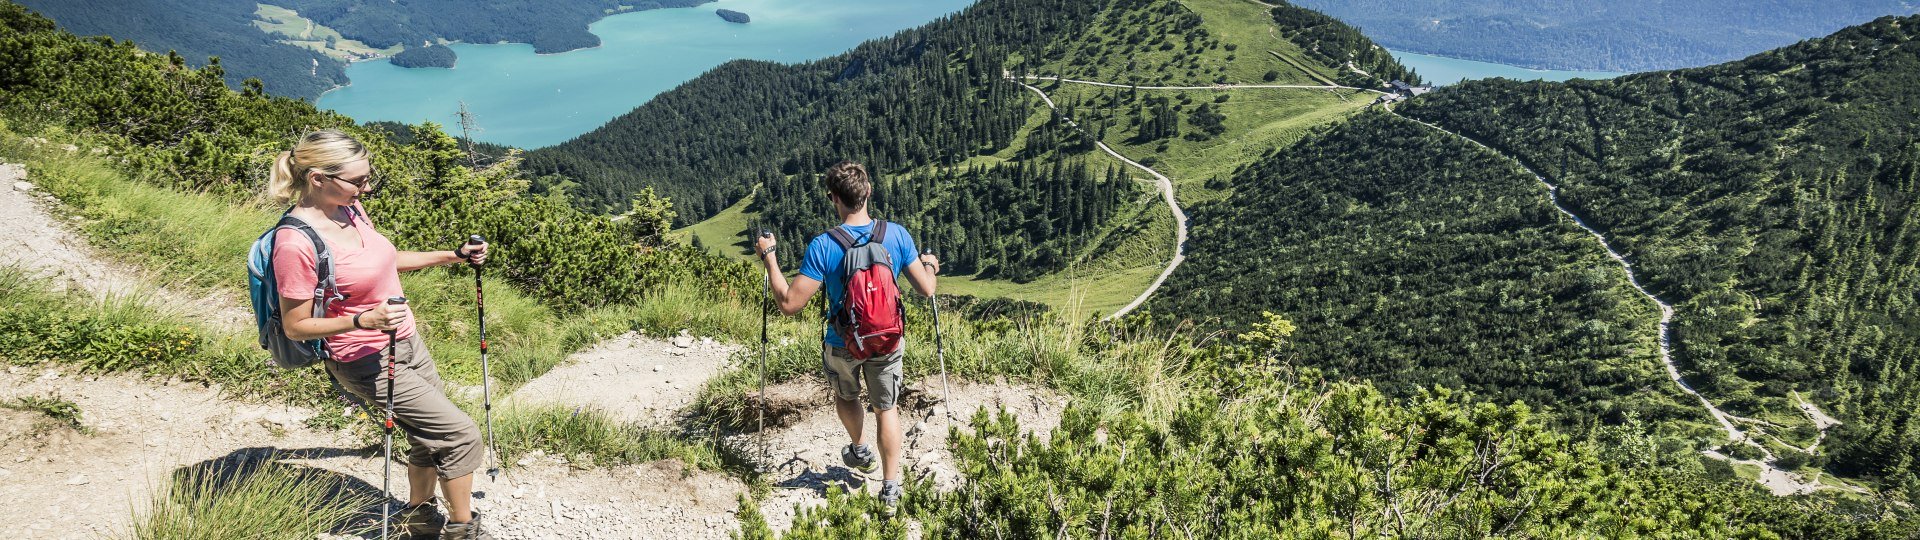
(826, 222, 905, 359)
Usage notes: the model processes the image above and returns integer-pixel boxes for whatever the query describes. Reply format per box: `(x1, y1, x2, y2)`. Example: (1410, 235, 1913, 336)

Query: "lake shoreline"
(1381, 45, 1628, 73)
(1387, 47, 1631, 86)
(316, 0, 975, 148)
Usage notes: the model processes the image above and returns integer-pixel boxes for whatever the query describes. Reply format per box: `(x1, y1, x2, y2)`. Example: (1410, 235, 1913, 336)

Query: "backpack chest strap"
(825, 221, 888, 250)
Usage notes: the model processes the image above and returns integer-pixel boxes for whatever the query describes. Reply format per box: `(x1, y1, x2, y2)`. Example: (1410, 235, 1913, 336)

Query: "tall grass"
(491, 403, 750, 475)
(0, 269, 332, 404)
(127, 457, 374, 540)
(0, 129, 625, 392)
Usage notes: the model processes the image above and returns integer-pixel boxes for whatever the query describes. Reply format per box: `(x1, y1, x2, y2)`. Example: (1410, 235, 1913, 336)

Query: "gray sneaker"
(398, 498, 445, 538)
(878, 480, 904, 508)
(438, 511, 492, 540)
(841, 443, 877, 474)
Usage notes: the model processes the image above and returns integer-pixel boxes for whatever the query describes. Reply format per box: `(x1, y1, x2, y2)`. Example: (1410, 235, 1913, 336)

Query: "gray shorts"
(822, 345, 904, 412)
(326, 333, 484, 481)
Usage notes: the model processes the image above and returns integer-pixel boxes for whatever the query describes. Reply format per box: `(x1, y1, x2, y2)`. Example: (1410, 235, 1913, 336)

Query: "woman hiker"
(269, 129, 492, 540)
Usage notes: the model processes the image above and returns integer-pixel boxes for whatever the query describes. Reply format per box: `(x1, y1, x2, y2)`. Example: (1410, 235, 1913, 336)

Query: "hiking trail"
(1007, 75, 1189, 320)
(0, 163, 249, 330)
(1008, 75, 1384, 320)
(730, 379, 1067, 531)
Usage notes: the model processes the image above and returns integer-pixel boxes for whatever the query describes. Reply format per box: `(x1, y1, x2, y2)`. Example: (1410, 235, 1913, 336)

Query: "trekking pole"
(381, 295, 407, 540)
(468, 234, 501, 483)
(757, 230, 773, 464)
(923, 249, 952, 425)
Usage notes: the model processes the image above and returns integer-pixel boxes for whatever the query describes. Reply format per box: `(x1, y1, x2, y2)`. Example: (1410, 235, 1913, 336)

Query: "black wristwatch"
(352, 311, 367, 330)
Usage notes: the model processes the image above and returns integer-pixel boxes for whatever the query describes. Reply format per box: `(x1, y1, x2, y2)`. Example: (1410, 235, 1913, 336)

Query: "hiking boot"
(878, 479, 904, 509)
(841, 443, 877, 474)
(398, 498, 445, 538)
(438, 511, 492, 540)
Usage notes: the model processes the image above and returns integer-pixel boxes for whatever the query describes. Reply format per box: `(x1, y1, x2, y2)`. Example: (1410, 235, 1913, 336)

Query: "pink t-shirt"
(271, 203, 415, 362)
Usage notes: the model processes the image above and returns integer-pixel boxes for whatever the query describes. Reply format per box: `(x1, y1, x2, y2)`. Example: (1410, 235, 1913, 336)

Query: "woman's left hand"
(461, 241, 489, 265)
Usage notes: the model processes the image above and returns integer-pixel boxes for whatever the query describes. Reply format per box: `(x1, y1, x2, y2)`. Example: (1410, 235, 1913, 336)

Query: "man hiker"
(756, 160, 940, 507)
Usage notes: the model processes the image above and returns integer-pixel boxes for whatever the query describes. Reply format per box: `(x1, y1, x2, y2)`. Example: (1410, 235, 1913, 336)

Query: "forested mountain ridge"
(529, 0, 1415, 219)
(13, 0, 346, 98)
(1398, 14, 1920, 488)
(526, 0, 1109, 220)
(1159, 12, 1920, 494)
(1289, 0, 1918, 72)
(1150, 109, 1688, 430)
(535, 0, 1413, 292)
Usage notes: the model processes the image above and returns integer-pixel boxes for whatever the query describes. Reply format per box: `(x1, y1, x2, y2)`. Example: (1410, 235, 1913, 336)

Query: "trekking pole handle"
(464, 234, 486, 266)
(921, 248, 940, 273)
(387, 296, 408, 306)
(757, 230, 776, 289)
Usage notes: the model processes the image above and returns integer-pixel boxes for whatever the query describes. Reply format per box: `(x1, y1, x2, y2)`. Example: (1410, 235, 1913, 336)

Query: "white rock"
(652, 365, 661, 372)
(65, 474, 89, 485)
(0, 467, 11, 477)
(59, 144, 78, 153)
(260, 411, 303, 431)
(12, 181, 32, 192)
(39, 369, 59, 380)
(671, 335, 693, 348)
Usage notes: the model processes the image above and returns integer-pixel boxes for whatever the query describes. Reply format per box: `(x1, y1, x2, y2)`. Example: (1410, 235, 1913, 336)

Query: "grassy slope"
(251, 3, 401, 60)
(1034, 0, 1337, 86)
(1048, 84, 1373, 203)
(674, 190, 757, 255)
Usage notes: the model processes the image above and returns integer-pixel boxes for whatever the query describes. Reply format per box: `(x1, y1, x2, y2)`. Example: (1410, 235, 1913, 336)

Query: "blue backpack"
(247, 213, 341, 369)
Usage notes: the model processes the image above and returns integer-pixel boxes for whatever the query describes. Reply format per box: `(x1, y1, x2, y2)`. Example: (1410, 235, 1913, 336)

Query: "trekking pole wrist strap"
(352, 311, 367, 330)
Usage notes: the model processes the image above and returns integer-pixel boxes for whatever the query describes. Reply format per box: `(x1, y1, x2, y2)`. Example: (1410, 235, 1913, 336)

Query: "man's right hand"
(755, 233, 777, 258)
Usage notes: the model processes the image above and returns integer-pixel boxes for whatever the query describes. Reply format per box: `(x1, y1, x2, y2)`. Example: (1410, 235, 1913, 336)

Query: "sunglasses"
(324, 170, 383, 192)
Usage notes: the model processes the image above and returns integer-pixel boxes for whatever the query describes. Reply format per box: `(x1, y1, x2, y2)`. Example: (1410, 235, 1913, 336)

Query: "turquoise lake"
(1389, 49, 1630, 86)
(317, 0, 973, 148)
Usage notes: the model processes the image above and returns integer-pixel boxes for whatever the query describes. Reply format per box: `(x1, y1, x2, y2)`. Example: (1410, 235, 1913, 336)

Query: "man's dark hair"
(822, 161, 871, 209)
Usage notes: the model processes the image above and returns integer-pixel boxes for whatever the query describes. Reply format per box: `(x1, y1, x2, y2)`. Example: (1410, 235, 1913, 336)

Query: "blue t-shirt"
(799, 220, 919, 347)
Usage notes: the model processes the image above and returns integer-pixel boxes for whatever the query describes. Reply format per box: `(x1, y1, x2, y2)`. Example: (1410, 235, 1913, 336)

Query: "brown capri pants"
(823, 345, 905, 412)
(327, 333, 484, 481)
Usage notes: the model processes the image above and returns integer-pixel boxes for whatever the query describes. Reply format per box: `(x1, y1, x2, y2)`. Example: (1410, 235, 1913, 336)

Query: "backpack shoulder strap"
(871, 221, 889, 245)
(825, 226, 858, 251)
(276, 215, 340, 305)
